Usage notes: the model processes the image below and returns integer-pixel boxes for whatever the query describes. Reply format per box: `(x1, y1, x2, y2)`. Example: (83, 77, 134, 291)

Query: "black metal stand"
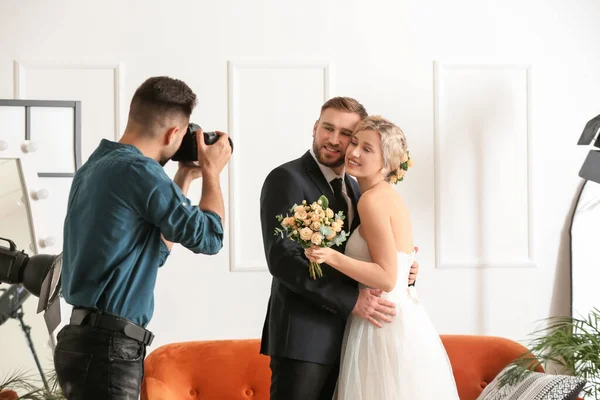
(12, 306, 50, 392)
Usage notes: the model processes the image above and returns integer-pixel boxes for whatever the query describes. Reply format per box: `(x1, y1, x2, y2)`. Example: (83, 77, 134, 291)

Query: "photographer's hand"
(198, 131, 231, 176)
(173, 161, 202, 194)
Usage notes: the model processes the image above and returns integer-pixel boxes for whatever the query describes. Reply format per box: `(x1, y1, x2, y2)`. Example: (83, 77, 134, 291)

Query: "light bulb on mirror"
(31, 188, 49, 200)
(0, 140, 8, 151)
(21, 141, 38, 153)
(39, 237, 56, 248)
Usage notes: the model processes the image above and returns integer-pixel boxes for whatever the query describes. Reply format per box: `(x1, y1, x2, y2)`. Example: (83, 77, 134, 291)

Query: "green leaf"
(320, 226, 332, 237)
(335, 211, 346, 220)
(334, 231, 348, 247)
(318, 195, 329, 210)
(497, 307, 600, 397)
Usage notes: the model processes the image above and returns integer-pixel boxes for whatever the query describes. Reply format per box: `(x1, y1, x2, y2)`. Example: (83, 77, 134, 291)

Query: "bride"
(305, 116, 460, 399)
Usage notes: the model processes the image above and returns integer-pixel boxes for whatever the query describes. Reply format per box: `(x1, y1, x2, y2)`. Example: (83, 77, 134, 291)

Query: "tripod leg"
(15, 307, 50, 392)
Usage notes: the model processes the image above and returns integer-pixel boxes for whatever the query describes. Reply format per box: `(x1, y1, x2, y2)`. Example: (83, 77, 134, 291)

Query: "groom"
(259, 97, 420, 399)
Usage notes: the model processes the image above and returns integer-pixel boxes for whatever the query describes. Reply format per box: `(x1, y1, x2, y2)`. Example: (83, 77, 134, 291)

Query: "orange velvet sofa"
(140, 335, 571, 400)
(0, 390, 18, 400)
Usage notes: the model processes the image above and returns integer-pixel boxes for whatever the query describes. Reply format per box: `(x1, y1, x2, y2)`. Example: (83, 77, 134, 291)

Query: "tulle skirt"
(334, 287, 460, 400)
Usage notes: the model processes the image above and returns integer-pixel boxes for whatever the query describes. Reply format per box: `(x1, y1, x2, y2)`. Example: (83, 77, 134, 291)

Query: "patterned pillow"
(476, 365, 586, 400)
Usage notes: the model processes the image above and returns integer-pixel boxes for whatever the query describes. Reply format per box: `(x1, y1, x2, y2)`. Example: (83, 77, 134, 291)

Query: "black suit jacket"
(259, 151, 362, 365)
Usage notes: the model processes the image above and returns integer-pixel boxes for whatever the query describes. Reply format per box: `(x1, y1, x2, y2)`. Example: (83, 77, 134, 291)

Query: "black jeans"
(269, 356, 339, 400)
(53, 324, 146, 400)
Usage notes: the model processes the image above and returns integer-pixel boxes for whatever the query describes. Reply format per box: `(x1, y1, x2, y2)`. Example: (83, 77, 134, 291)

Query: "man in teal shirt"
(53, 76, 232, 399)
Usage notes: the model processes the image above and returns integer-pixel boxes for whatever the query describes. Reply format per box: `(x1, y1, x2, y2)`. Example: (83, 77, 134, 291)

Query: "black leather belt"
(70, 307, 154, 346)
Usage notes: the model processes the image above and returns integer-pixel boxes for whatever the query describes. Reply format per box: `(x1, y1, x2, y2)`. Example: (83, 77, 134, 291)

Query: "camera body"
(171, 123, 233, 162)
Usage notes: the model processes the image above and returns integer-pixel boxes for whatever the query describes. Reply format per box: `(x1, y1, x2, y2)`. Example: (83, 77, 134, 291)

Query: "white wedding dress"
(334, 228, 460, 400)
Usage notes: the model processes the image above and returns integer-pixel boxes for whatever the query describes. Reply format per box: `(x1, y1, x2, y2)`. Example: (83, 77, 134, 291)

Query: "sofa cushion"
(475, 365, 586, 400)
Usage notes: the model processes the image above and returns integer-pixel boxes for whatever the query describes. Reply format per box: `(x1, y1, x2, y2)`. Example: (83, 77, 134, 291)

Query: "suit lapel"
(301, 151, 335, 201)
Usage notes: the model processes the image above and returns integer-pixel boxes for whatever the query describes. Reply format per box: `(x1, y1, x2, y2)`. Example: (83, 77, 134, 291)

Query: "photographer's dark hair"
(128, 76, 197, 133)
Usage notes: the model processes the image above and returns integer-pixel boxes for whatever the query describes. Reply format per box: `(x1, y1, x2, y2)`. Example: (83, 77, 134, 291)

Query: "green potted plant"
(499, 307, 600, 399)
(0, 369, 64, 400)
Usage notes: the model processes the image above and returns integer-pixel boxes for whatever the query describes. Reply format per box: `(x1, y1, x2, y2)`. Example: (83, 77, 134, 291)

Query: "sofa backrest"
(141, 339, 270, 399)
(141, 335, 538, 400)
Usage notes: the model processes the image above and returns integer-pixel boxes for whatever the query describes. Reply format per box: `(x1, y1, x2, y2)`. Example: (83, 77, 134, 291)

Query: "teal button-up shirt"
(61, 139, 223, 327)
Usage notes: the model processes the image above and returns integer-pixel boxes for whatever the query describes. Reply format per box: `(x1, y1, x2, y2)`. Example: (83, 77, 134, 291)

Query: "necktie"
(330, 178, 349, 223)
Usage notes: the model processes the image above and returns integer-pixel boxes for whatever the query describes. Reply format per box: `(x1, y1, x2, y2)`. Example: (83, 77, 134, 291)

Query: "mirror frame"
(569, 178, 599, 319)
(0, 137, 56, 254)
(0, 136, 58, 352)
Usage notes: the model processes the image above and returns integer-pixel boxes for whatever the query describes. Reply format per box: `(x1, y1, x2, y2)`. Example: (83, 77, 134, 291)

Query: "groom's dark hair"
(320, 97, 368, 120)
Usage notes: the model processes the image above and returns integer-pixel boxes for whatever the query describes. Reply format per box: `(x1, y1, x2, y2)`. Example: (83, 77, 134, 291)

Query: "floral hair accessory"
(388, 151, 413, 184)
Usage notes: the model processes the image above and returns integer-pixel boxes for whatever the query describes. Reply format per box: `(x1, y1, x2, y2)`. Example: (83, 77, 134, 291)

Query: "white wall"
(1, 0, 599, 378)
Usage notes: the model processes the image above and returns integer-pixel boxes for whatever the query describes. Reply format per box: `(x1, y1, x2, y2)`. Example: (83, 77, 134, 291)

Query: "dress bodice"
(344, 227, 417, 303)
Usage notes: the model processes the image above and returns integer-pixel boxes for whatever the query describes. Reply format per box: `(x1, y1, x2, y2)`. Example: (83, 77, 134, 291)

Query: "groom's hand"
(352, 288, 396, 328)
(408, 246, 419, 285)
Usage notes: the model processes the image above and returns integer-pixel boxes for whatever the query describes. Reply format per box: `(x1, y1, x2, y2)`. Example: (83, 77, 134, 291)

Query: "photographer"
(53, 76, 231, 399)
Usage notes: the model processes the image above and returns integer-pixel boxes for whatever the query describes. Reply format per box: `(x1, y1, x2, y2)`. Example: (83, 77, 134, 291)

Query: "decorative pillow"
(476, 365, 586, 400)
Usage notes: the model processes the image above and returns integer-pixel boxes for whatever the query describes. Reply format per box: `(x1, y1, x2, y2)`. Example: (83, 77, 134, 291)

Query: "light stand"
(11, 305, 50, 392)
(0, 284, 50, 392)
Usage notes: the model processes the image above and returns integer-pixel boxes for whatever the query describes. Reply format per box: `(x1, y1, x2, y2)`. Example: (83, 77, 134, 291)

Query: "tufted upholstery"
(141, 339, 270, 400)
(141, 335, 581, 400)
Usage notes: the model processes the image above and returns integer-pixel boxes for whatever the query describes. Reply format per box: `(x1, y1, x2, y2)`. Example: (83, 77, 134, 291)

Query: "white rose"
(300, 227, 313, 241)
(332, 221, 343, 232)
(289, 217, 298, 227)
(295, 209, 308, 220)
(311, 232, 323, 246)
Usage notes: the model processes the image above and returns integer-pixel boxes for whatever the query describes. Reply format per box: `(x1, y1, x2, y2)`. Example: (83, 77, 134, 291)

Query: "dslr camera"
(171, 123, 234, 162)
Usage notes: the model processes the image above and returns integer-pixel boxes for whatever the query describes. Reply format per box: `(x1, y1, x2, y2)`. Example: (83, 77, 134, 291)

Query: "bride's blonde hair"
(352, 115, 411, 183)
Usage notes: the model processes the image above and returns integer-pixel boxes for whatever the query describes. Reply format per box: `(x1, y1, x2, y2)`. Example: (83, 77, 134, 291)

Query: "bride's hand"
(304, 246, 333, 264)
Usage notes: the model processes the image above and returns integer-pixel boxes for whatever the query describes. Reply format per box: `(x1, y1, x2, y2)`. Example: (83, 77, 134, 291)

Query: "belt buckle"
(122, 322, 154, 346)
(145, 330, 154, 346)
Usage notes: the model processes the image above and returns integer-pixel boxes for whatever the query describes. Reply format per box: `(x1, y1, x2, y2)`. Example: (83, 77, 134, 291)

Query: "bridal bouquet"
(274, 195, 348, 279)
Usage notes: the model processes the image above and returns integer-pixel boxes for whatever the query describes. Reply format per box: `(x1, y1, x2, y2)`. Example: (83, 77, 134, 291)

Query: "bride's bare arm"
(306, 192, 398, 292)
